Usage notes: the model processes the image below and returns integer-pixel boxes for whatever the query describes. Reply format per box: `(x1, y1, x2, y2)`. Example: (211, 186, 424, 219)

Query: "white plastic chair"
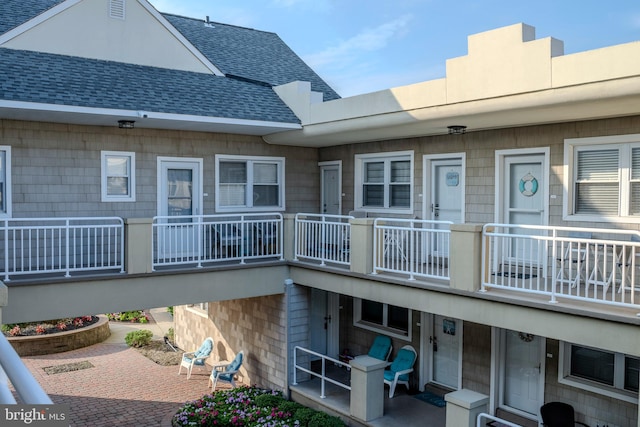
(209, 351, 244, 392)
(383, 345, 416, 398)
(178, 337, 214, 379)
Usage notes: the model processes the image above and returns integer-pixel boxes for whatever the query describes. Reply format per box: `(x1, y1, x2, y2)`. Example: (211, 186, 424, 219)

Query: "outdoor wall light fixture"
(118, 120, 135, 129)
(447, 125, 467, 135)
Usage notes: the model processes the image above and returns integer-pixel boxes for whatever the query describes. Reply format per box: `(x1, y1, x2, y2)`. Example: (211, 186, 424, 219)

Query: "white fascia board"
(0, 100, 301, 130)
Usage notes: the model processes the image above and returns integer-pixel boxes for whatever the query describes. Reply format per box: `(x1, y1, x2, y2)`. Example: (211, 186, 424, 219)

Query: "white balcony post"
(125, 218, 153, 274)
(350, 218, 374, 275)
(349, 355, 387, 422)
(450, 224, 484, 292)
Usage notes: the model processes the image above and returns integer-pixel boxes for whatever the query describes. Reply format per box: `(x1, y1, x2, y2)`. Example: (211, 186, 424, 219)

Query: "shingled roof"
(0, 0, 339, 128)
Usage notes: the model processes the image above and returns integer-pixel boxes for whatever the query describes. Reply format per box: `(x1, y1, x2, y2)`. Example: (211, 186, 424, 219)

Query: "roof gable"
(164, 14, 340, 101)
(0, 0, 222, 75)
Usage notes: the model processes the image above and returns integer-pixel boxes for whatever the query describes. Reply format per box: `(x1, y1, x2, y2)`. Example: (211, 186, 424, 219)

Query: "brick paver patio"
(13, 334, 226, 426)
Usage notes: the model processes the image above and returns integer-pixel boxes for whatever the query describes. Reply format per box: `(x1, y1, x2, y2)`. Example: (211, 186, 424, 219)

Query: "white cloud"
(304, 15, 413, 69)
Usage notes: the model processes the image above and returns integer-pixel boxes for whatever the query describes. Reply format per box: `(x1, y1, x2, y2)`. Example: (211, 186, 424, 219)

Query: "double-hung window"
(565, 134, 640, 222)
(355, 151, 413, 213)
(0, 146, 11, 217)
(101, 151, 135, 202)
(353, 298, 412, 341)
(215, 155, 285, 212)
(560, 342, 639, 402)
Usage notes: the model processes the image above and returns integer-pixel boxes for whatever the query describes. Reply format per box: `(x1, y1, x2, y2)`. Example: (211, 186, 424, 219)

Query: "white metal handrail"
(476, 413, 522, 427)
(293, 213, 353, 266)
(0, 217, 124, 281)
(292, 346, 351, 399)
(152, 213, 283, 269)
(482, 223, 640, 308)
(0, 334, 52, 404)
(373, 218, 452, 281)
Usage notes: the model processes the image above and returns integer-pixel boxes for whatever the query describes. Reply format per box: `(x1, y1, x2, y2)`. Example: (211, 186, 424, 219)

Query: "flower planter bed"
(7, 315, 110, 356)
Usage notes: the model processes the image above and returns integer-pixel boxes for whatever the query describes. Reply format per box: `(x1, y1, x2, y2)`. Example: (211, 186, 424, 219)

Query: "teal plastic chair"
(179, 337, 214, 379)
(368, 335, 392, 361)
(383, 345, 417, 398)
(209, 351, 244, 391)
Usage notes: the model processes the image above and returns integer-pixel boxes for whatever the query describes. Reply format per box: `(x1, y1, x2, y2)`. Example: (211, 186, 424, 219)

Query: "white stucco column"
(349, 355, 387, 422)
(449, 224, 484, 292)
(349, 218, 374, 275)
(444, 389, 489, 427)
(125, 218, 153, 274)
(282, 214, 296, 261)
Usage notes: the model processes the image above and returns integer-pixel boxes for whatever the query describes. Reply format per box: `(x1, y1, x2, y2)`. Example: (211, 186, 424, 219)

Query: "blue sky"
(149, 0, 640, 98)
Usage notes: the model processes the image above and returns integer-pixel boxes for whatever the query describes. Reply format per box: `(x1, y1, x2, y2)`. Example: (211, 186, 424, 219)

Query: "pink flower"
(35, 325, 46, 335)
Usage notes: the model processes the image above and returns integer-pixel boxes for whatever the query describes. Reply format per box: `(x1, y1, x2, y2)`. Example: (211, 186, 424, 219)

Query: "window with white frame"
(565, 134, 640, 221)
(215, 155, 285, 212)
(355, 151, 413, 213)
(0, 146, 10, 217)
(559, 342, 639, 402)
(353, 298, 411, 340)
(101, 151, 135, 202)
(187, 302, 209, 317)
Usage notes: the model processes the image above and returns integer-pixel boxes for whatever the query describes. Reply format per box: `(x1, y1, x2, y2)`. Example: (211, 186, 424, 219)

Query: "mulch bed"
(135, 340, 183, 366)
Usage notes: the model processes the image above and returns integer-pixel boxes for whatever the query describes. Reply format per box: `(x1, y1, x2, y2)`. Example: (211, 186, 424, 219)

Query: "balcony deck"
(289, 364, 446, 427)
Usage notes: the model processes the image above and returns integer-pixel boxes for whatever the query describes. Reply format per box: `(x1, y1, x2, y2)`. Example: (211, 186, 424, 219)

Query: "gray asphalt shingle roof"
(163, 14, 340, 102)
(0, 48, 300, 123)
(0, 0, 340, 124)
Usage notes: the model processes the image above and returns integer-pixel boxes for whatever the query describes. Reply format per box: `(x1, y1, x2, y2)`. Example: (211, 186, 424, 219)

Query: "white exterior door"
(157, 158, 203, 258)
(309, 289, 339, 359)
(497, 150, 549, 265)
(320, 162, 341, 215)
(432, 160, 463, 224)
(501, 330, 544, 418)
(430, 314, 462, 389)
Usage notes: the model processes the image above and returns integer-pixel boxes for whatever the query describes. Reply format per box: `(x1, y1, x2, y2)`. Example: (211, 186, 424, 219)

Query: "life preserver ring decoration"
(519, 173, 538, 197)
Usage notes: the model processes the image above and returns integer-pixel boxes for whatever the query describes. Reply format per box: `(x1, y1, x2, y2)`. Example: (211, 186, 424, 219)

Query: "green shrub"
(278, 400, 303, 414)
(124, 329, 153, 347)
(165, 327, 174, 342)
(167, 306, 174, 316)
(254, 392, 286, 408)
(294, 407, 317, 426)
(308, 412, 345, 427)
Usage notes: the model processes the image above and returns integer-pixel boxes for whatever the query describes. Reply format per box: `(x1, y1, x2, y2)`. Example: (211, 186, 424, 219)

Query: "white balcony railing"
(482, 223, 640, 308)
(294, 213, 353, 266)
(0, 217, 124, 281)
(152, 213, 283, 269)
(0, 334, 51, 404)
(373, 218, 452, 281)
(292, 346, 351, 399)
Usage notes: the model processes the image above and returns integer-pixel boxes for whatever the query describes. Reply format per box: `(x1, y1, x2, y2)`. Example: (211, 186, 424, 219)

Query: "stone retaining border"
(7, 315, 111, 356)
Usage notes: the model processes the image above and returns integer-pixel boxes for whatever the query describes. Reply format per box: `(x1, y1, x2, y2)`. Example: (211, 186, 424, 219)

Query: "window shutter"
(575, 149, 619, 215)
(631, 148, 640, 215)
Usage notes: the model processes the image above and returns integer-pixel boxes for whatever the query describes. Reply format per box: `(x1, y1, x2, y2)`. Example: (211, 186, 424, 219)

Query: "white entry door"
(432, 160, 463, 224)
(430, 315, 462, 389)
(501, 330, 544, 418)
(498, 151, 548, 264)
(309, 289, 339, 359)
(320, 162, 341, 215)
(157, 158, 203, 258)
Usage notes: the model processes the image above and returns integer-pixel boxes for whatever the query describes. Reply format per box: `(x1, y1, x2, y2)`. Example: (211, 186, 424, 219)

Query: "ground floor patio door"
(499, 329, 545, 420)
(420, 313, 462, 391)
(157, 157, 203, 259)
(320, 161, 341, 215)
(309, 289, 339, 359)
